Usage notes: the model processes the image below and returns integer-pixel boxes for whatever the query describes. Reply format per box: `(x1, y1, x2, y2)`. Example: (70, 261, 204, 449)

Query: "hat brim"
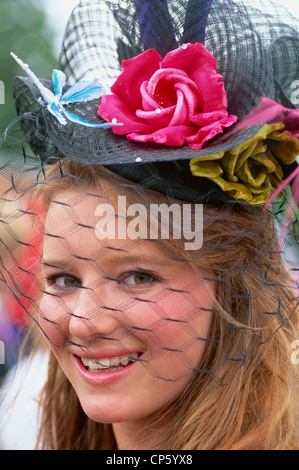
(14, 75, 271, 204)
(14, 75, 265, 165)
(14, 74, 299, 204)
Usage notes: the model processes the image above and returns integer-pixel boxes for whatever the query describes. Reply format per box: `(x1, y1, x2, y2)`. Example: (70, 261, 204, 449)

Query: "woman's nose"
(68, 286, 121, 342)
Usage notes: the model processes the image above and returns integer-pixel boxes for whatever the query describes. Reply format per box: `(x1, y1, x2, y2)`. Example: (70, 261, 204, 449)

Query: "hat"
(10, 0, 299, 206)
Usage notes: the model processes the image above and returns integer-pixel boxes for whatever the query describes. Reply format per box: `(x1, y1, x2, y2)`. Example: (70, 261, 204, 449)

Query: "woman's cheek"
(124, 291, 212, 343)
(39, 294, 70, 347)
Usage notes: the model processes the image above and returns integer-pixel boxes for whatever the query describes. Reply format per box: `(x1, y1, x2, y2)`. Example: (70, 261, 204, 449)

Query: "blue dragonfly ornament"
(11, 52, 122, 128)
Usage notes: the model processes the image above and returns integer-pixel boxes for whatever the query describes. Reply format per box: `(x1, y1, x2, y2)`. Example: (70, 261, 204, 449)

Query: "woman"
(31, 158, 299, 450)
(1, 0, 299, 450)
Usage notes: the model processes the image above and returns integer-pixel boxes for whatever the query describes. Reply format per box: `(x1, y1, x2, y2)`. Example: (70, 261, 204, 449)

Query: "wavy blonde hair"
(30, 159, 299, 450)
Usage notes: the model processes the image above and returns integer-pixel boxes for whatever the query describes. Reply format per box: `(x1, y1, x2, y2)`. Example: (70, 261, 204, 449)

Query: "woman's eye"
(120, 271, 159, 287)
(46, 274, 81, 289)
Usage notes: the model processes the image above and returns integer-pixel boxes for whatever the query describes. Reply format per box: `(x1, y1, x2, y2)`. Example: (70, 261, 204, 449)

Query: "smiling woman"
(40, 203, 214, 436)
(26, 161, 215, 448)
(17, 158, 296, 450)
(1, 0, 299, 451)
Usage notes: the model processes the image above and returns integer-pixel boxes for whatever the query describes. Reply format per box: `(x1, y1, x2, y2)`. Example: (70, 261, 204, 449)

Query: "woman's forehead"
(46, 188, 103, 219)
(44, 185, 204, 254)
(44, 189, 163, 262)
(45, 188, 141, 242)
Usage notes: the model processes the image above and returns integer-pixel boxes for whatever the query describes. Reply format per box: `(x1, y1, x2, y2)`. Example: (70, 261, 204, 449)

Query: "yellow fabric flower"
(189, 122, 299, 204)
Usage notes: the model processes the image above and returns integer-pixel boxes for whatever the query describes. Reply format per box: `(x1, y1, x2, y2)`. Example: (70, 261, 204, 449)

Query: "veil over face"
(39, 186, 215, 424)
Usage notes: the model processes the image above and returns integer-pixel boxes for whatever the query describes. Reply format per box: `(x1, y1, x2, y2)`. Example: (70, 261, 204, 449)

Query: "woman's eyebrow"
(41, 250, 170, 272)
(41, 258, 72, 269)
(103, 253, 167, 268)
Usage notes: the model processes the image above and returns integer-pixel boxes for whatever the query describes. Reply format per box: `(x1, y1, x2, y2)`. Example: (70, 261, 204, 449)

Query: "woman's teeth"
(80, 353, 139, 372)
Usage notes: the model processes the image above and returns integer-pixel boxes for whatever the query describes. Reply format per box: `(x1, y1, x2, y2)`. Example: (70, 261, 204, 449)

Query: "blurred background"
(0, 0, 78, 137)
(0, 0, 298, 380)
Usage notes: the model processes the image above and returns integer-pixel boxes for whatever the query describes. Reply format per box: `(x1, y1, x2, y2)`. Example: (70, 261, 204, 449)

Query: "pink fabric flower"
(234, 96, 299, 136)
(98, 43, 238, 148)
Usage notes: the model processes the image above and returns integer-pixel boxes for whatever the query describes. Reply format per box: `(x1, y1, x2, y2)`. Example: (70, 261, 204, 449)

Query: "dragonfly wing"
(62, 108, 118, 128)
(52, 70, 67, 98)
(47, 103, 67, 125)
(60, 81, 105, 104)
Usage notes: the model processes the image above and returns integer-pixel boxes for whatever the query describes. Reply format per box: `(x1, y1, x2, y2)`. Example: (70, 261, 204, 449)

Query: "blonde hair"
(31, 159, 299, 450)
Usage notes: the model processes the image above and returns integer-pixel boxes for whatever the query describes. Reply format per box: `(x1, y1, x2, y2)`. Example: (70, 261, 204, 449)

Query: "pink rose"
(98, 43, 238, 148)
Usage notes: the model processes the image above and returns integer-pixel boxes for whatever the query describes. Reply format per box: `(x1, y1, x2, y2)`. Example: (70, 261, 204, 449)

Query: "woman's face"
(39, 189, 214, 426)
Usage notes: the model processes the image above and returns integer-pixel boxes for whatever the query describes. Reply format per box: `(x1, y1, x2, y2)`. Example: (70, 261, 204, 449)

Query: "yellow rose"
(190, 122, 299, 204)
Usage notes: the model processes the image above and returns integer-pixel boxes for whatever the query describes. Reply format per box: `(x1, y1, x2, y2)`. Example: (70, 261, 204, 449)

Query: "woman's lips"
(73, 351, 143, 385)
(80, 352, 140, 371)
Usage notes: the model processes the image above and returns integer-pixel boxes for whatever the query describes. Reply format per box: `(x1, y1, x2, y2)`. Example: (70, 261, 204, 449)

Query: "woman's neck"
(112, 419, 165, 450)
